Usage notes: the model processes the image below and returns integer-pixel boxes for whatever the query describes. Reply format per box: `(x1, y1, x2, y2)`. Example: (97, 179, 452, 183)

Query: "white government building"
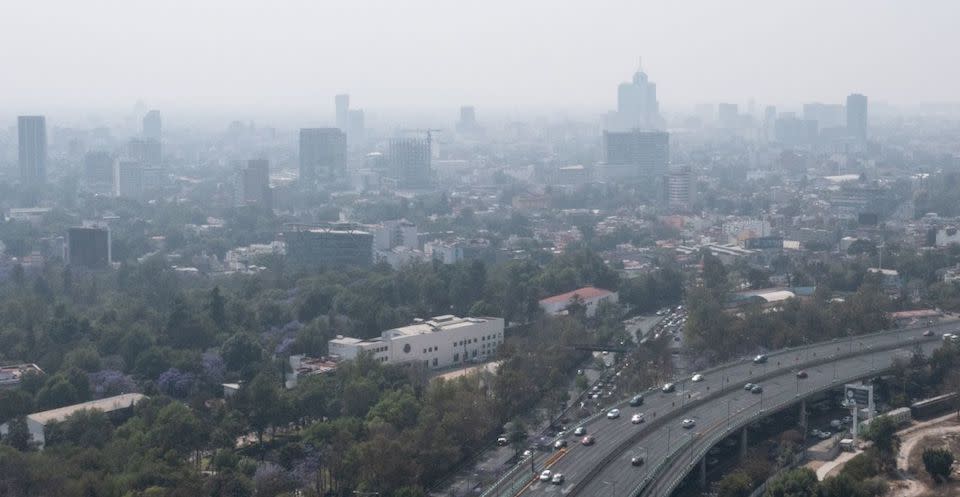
(329, 315, 505, 370)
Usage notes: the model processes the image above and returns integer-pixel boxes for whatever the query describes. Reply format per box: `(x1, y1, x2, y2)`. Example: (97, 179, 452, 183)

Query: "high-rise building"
(664, 165, 696, 212)
(114, 160, 143, 199)
(846, 93, 868, 142)
(235, 159, 272, 207)
(127, 138, 162, 167)
(142, 110, 162, 141)
(389, 138, 432, 188)
(598, 130, 669, 182)
(335, 94, 350, 130)
(299, 128, 347, 183)
(609, 60, 661, 130)
(18, 116, 47, 185)
(67, 225, 111, 269)
(285, 226, 373, 268)
(717, 103, 739, 129)
(83, 151, 114, 187)
(457, 106, 479, 134)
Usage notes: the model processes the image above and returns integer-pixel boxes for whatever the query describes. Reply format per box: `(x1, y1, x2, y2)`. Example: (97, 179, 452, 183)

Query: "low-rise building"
(0, 393, 146, 449)
(328, 315, 505, 370)
(0, 363, 44, 389)
(539, 286, 619, 317)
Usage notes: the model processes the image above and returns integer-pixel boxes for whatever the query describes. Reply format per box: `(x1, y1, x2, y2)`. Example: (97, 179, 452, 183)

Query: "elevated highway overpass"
(482, 322, 955, 497)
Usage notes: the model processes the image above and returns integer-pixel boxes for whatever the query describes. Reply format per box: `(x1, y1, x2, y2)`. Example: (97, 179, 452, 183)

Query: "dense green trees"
(922, 447, 954, 483)
(763, 467, 818, 497)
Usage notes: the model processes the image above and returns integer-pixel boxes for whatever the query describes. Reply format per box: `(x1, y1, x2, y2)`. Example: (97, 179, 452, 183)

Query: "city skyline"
(1, 1, 958, 117)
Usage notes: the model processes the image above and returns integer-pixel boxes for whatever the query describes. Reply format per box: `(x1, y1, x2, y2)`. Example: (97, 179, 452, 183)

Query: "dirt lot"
(902, 426, 960, 497)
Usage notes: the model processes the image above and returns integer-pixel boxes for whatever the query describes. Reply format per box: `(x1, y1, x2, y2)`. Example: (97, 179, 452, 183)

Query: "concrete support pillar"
(699, 456, 707, 488)
(799, 399, 808, 433)
(740, 426, 748, 458)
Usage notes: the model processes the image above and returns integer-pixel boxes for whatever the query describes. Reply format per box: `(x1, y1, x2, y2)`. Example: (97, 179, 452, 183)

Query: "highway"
(499, 322, 955, 497)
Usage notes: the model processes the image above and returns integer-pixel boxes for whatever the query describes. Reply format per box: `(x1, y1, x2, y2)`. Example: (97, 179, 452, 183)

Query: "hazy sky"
(2, 0, 958, 118)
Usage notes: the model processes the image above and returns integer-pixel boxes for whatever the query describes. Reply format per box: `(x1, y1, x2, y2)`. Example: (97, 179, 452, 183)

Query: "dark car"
(581, 435, 595, 446)
(753, 354, 768, 364)
(631, 455, 644, 466)
(796, 370, 808, 379)
(629, 394, 644, 406)
(923, 330, 935, 337)
(751, 384, 763, 394)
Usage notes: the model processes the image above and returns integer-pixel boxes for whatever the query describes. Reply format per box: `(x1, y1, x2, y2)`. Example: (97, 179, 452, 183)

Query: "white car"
(539, 470, 552, 482)
(551, 473, 564, 484)
(681, 418, 696, 429)
(607, 408, 621, 419)
(631, 413, 644, 424)
(691, 373, 704, 382)
(574, 426, 586, 436)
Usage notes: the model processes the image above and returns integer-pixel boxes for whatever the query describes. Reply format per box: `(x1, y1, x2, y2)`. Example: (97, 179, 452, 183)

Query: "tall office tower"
(389, 138, 432, 188)
(235, 159, 273, 207)
(127, 138, 162, 167)
(299, 128, 347, 183)
(717, 103, 739, 128)
(18, 116, 47, 185)
(83, 151, 114, 187)
(664, 165, 696, 212)
(598, 130, 669, 182)
(67, 225, 111, 269)
(142, 110, 162, 141)
(610, 59, 661, 130)
(846, 93, 868, 142)
(457, 106, 479, 134)
(114, 160, 143, 199)
(335, 94, 350, 130)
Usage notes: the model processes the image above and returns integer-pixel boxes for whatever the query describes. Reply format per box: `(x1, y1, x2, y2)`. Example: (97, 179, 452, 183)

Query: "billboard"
(844, 384, 873, 408)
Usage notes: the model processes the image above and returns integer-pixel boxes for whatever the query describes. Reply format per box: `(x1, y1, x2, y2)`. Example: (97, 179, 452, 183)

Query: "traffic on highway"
(492, 322, 954, 497)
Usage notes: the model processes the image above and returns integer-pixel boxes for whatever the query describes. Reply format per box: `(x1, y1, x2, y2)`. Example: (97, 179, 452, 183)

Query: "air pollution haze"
(4, 2, 960, 497)
(2, 0, 959, 119)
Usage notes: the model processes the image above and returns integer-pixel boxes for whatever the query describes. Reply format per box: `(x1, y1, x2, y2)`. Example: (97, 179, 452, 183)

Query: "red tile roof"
(539, 286, 614, 305)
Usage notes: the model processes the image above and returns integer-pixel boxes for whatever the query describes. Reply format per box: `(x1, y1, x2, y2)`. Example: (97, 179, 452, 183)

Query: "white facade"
(374, 220, 419, 251)
(114, 160, 143, 199)
(425, 241, 463, 264)
(329, 315, 505, 370)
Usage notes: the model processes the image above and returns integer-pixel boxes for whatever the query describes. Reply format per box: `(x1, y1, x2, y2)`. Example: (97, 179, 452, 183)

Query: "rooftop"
(540, 286, 615, 305)
(387, 315, 497, 337)
(27, 393, 146, 425)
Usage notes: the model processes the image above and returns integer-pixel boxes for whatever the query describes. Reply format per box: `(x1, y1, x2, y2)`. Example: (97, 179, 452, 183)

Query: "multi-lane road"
(507, 322, 954, 497)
